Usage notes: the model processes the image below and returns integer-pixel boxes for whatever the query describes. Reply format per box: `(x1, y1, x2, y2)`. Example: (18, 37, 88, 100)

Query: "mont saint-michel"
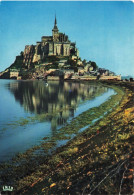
(0, 13, 133, 195)
(0, 16, 120, 81)
(23, 16, 79, 68)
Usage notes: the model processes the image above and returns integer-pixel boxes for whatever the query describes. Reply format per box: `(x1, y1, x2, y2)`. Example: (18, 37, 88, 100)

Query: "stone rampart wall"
(47, 76, 60, 80)
(99, 76, 121, 80)
(71, 76, 97, 80)
(66, 75, 121, 81)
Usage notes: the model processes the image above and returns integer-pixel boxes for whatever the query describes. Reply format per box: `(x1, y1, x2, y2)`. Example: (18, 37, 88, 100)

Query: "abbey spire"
(52, 15, 59, 32)
(54, 15, 57, 26)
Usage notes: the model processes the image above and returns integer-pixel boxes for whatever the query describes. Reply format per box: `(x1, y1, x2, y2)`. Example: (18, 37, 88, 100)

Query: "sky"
(0, 1, 134, 76)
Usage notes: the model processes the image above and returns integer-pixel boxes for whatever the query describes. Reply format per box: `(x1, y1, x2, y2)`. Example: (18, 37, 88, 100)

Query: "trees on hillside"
(91, 62, 98, 70)
(83, 60, 98, 71)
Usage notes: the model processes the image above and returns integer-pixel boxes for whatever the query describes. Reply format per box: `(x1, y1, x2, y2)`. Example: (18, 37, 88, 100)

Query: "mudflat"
(1, 81, 134, 195)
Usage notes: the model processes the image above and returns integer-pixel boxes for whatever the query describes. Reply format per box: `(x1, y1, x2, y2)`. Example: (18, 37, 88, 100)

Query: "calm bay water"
(0, 80, 115, 162)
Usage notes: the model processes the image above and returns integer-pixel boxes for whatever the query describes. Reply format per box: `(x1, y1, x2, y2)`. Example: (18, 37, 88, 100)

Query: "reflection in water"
(8, 81, 108, 130)
(0, 80, 113, 162)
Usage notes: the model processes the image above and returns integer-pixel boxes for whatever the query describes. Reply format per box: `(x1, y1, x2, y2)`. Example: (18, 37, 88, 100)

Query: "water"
(0, 79, 115, 162)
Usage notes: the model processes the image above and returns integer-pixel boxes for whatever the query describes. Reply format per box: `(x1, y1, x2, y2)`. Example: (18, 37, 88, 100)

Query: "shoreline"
(0, 80, 133, 194)
(0, 81, 114, 163)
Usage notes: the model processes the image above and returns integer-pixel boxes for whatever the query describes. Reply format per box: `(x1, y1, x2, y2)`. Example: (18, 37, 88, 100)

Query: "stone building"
(10, 69, 19, 79)
(23, 45, 35, 68)
(23, 16, 79, 67)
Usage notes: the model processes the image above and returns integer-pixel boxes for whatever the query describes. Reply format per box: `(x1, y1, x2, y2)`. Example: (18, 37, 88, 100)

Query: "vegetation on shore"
(0, 81, 133, 194)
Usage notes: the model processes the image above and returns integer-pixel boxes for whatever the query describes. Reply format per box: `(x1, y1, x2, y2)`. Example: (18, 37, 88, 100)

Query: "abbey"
(0, 16, 120, 80)
(23, 16, 79, 67)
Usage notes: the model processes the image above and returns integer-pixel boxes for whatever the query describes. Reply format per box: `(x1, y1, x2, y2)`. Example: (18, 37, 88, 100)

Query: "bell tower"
(52, 15, 59, 41)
